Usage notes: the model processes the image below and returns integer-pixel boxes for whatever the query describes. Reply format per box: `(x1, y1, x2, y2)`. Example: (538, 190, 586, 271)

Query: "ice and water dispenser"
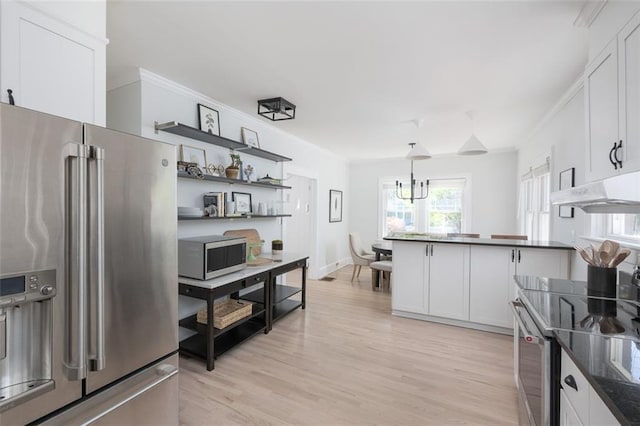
(0, 269, 56, 411)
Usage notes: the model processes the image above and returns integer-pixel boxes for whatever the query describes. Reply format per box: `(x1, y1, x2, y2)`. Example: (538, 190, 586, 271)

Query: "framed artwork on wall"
(241, 127, 260, 148)
(197, 104, 220, 136)
(329, 189, 343, 223)
(559, 167, 575, 218)
(232, 192, 252, 214)
(180, 145, 207, 169)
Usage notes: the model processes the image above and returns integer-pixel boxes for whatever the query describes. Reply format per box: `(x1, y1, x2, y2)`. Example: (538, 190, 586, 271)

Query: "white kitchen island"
(386, 235, 573, 334)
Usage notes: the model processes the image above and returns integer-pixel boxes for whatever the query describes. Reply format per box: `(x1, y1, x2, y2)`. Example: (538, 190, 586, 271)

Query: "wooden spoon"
(576, 246, 595, 266)
(599, 249, 611, 267)
(591, 244, 601, 266)
(601, 240, 620, 258)
(608, 249, 631, 267)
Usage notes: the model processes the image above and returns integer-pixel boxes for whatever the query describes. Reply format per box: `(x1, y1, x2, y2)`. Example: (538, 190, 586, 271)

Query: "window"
(518, 158, 550, 241)
(380, 178, 468, 237)
(608, 214, 640, 241)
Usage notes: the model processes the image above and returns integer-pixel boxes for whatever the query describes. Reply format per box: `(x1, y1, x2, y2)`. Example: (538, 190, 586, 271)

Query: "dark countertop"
(555, 331, 640, 426)
(515, 275, 640, 425)
(384, 233, 573, 250)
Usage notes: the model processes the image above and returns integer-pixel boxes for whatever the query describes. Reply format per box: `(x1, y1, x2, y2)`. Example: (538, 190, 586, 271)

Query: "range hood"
(550, 171, 640, 214)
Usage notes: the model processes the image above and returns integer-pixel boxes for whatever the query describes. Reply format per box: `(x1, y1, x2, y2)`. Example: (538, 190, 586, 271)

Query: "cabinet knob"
(563, 374, 578, 391)
(7, 89, 14, 106)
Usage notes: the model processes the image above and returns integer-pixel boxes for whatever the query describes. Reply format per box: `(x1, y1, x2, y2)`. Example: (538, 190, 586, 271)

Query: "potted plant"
(225, 150, 241, 179)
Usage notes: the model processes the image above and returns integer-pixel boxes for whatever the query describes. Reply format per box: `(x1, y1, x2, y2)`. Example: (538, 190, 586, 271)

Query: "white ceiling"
(106, 1, 588, 160)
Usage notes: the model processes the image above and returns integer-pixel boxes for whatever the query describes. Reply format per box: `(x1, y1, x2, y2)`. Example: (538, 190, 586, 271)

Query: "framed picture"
(180, 145, 207, 169)
(241, 127, 260, 148)
(232, 192, 252, 214)
(197, 104, 220, 136)
(559, 167, 575, 218)
(329, 189, 343, 223)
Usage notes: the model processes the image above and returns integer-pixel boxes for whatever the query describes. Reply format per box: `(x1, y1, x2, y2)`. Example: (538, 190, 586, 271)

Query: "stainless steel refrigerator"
(0, 104, 179, 425)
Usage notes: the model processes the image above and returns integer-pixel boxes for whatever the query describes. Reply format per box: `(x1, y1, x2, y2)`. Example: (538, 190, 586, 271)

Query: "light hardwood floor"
(179, 266, 519, 425)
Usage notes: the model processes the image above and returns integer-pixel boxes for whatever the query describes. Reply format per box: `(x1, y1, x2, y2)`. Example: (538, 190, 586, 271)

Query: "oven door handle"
(510, 300, 541, 345)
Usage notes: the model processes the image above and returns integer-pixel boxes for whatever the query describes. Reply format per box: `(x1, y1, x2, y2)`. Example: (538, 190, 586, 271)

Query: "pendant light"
(396, 119, 431, 204)
(458, 111, 488, 155)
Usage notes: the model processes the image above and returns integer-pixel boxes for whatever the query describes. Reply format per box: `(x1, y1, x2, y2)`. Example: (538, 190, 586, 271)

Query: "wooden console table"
(178, 253, 308, 370)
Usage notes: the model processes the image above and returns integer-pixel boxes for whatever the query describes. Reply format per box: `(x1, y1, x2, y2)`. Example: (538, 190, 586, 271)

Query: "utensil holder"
(587, 265, 617, 298)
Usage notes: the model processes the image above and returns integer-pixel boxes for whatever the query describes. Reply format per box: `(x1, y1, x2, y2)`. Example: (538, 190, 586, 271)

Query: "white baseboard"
(312, 257, 352, 280)
(392, 310, 513, 336)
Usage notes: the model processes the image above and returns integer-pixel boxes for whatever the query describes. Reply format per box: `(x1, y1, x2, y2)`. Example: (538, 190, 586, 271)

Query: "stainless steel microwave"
(178, 235, 247, 280)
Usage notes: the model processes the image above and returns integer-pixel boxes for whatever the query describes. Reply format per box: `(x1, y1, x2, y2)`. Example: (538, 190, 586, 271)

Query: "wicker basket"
(196, 299, 253, 329)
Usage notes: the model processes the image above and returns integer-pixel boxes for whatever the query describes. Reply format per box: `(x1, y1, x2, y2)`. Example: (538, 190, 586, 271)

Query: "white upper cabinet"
(618, 12, 640, 174)
(585, 10, 640, 181)
(0, 1, 107, 125)
(585, 39, 619, 181)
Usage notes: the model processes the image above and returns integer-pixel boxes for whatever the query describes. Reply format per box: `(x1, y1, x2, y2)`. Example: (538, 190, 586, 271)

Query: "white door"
(469, 246, 515, 328)
(392, 241, 427, 314)
(585, 39, 619, 181)
(283, 174, 315, 262)
(428, 243, 470, 320)
(619, 12, 640, 174)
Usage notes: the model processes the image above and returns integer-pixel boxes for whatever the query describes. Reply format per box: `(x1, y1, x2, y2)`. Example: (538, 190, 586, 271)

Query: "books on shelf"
(203, 192, 226, 217)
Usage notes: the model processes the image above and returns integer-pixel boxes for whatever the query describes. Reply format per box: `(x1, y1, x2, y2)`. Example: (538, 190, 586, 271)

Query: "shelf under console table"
(178, 253, 309, 370)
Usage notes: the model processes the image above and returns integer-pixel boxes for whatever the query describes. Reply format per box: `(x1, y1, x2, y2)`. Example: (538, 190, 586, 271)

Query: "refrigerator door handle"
(64, 143, 89, 381)
(88, 145, 106, 371)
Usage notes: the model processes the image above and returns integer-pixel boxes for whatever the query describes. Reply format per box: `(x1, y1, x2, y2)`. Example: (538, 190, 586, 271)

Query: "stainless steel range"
(512, 272, 640, 426)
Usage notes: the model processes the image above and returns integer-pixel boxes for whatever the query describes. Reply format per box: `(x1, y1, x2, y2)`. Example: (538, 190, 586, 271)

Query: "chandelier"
(396, 141, 431, 204)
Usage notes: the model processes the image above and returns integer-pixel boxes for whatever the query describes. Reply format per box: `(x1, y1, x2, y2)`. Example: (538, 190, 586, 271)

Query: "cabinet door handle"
(511, 249, 515, 263)
(564, 375, 578, 392)
(426, 245, 429, 257)
(430, 245, 434, 256)
(614, 140, 623, 169)
(609, 142, 618, 170)
(518, 250, 521, 263)
(7, 89, 15, 105)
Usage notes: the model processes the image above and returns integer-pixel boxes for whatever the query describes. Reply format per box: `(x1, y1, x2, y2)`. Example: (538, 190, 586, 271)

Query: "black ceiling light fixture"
(257, 97, 296, 121)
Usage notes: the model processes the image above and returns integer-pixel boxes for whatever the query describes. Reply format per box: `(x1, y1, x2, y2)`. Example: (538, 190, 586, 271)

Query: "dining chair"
(491, 234, 528, 240)
(349, 233, 376, 282)
(370, 260, 392, 292)
(447, 233, 480, 238)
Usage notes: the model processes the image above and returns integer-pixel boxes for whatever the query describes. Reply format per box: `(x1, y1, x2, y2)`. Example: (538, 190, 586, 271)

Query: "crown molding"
(574, 1, 607, 28)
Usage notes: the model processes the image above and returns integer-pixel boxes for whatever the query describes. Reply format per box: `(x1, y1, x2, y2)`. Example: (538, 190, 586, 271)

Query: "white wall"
(107, 69, 350, 278)
(517, 82, 587, 280)
(348, 151, 518, 249)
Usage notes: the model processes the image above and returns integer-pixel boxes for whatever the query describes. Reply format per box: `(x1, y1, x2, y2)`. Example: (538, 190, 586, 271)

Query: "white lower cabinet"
(561, 388, 585, 426)
(428, 243, 469, 320)
(392, 241, 469, 320)
(392, 241, 427, 314)
(560, 349, 619, 426)
(469, 246, 571, 328)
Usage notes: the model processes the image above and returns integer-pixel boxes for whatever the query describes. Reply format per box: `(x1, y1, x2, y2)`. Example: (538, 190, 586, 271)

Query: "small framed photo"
(559, 167, 575, 218)
(241, 127, 260, 148)
(197, 104, 220, 136)
(232, 192, 252, 214)
(329, 189, 343, 223)
(180, 145, 207, 169)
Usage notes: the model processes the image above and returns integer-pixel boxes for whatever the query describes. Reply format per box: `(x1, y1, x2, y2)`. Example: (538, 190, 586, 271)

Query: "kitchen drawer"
(561, 349, 590, 425)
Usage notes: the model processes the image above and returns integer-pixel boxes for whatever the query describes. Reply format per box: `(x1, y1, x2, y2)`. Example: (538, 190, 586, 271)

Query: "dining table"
(371, 242, 392, 288)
